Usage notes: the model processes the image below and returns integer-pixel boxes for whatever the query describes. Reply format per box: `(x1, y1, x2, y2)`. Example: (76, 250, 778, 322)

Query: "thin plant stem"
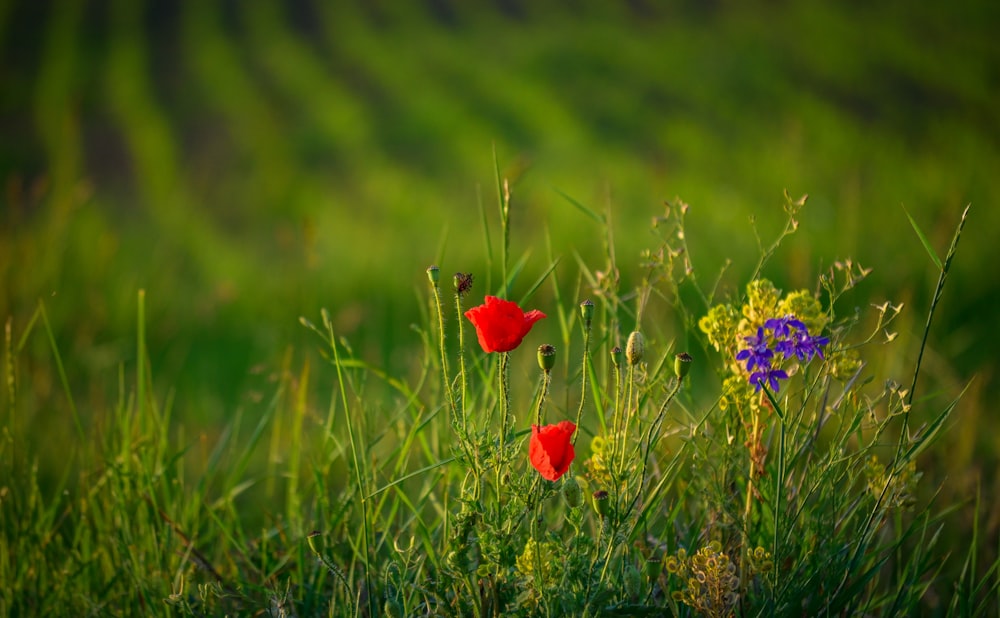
(572, 323, 591, 445)
(898, 205, 969, 460)
(431, 280, 458, 426)
(534, 369, 552, 427)
(496, 351, 510, 508)
(455, 291, 469, 438)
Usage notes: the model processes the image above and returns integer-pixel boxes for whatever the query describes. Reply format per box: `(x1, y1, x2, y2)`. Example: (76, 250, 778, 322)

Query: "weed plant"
(1, 170, 995, 616)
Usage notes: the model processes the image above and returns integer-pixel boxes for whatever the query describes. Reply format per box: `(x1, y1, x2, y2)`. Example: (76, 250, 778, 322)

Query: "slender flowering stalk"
(573, 300, 594, 445)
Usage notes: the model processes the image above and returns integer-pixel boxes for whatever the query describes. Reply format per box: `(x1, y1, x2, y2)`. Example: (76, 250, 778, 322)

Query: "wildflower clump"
(699, 279, 830, 393)
(516, 537, 560, 584)
(665, 541, 740, 618)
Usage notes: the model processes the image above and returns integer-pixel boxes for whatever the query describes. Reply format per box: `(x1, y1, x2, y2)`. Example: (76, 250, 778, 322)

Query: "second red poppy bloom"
(529, 421, 576, 481)
(464, 296, 546, 353)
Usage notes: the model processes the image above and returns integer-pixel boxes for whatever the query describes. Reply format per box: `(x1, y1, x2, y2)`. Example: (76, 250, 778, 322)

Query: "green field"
(2, 0, 998, 614)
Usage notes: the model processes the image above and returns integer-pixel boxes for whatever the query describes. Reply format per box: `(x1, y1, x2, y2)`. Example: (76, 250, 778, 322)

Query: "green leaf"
(553, 186, 606, 225)
(903, 205, 943, 270)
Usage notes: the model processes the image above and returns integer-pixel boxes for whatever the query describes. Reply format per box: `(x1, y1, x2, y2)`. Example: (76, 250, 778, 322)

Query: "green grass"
(2, 0, 999, 614)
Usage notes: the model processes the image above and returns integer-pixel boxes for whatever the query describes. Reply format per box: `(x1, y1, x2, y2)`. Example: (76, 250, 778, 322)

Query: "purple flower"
(735, 327, 773, 372)
(774, 330, 830, 363)
(734, 313, 830, 393)
(764, 315, 807, 338)
(750, 367, 789, 392)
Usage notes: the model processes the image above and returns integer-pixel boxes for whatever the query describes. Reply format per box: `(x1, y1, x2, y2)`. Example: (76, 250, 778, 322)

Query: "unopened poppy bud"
(674, 352, 693, 379)
(426, 265, 440, 286)
(537, 344, 557, 373)
(611, 346, 623, 368)
(562, 476, 584, 508)
(592, 489, 611, 518)
(626, 331, 644, 365)
(580, 299, 594, 329)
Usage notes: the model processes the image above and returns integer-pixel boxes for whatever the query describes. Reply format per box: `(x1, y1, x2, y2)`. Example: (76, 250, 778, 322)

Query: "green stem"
(534, 369, 551, 427)
(496, 351, 510, 509)
(572, 324, 591, 445)
(455, 292, 469, 438)
(432, 282, 458, 427)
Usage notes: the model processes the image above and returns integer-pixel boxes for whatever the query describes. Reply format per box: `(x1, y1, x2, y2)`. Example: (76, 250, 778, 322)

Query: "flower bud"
(626, 331, 644, 365)
(592, 489, 611, 518)
(383, 598, 404, 618)
(426, 265, 440, 286)
(611, 346, 623, 368)
(580, 299, 595, 330)
(644, 558, 663, 580)
(537, 344, 557, 373)
(674, 352, 693, 379)
(562, 476, 584, 508)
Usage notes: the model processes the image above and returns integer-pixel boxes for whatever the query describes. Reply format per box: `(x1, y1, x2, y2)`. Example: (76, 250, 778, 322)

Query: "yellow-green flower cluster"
(699, 304, 739, 354)
(719, 375, 756, 413)
(585, 433, 630, 490)
(699, 279, 830, 378)
(516, 537, 560, 584)
(741, 279, 782, 330)
(745, 546, 774, 576)
(665, 541, 740, 618)
(865, 455, 921, 510)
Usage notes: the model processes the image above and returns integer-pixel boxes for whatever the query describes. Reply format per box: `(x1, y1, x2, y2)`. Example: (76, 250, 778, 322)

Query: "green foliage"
(3, 178, 996, 615)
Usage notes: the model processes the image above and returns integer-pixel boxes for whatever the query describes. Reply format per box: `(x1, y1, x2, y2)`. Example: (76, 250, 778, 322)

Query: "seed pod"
(626, 331, 644, 365)
(592, 489, 611, 518)
(674, 352, 693, 379)
(426, 265, 440, 285)
(579, 299, 595, 329)
(537, 344, 557, 373)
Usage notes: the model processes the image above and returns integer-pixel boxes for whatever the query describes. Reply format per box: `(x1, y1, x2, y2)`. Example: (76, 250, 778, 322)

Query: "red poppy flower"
(529, 421, 576, 481)
(464, 296, 546, 353)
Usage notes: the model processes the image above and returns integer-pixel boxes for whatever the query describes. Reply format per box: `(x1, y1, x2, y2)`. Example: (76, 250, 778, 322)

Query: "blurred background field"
(2, 0, 998, 565)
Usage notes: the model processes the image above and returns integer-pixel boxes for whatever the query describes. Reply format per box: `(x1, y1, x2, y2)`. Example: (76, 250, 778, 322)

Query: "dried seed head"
(454, 272, 474, 296)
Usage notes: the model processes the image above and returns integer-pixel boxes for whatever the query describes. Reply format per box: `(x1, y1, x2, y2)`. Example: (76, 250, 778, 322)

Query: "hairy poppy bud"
(537, 344, 557, 373)
(562, 476, 584, 508)
(626, 331, 644, 365)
